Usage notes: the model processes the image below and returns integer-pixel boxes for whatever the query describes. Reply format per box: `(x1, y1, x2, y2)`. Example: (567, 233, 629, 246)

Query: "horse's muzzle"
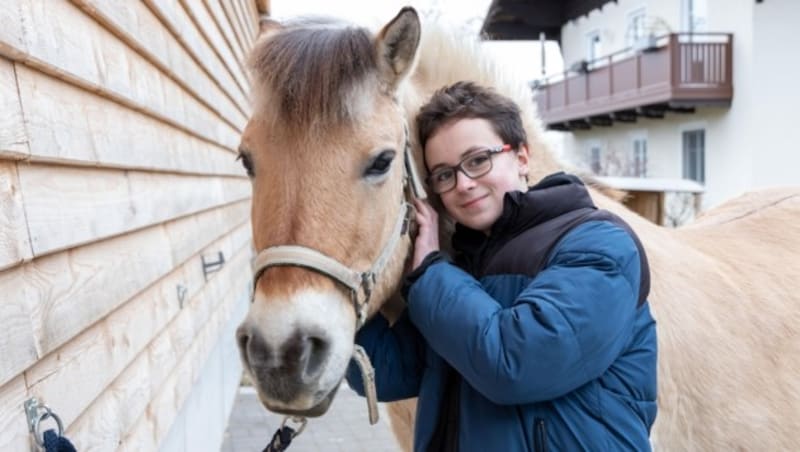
(237, 323, 334, 408)
(262, 385, 340, 418)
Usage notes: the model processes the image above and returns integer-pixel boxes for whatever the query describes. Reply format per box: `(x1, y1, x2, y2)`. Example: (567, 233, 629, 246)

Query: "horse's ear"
(375, 7, 421, 90)
(258, 15, 284, 38)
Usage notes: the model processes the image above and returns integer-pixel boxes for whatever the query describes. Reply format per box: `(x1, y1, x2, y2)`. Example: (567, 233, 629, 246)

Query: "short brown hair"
(415, 81, 527, 166)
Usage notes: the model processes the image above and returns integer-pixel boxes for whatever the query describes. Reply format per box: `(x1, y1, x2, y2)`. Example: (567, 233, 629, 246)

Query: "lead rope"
(262, 416, 307, 452)
(352, 344, 380, 424)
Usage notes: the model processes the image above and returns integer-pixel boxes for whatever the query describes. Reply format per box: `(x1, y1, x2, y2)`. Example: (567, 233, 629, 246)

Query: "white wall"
(560, 0, 681, 68)
(751, 0, 800, 188)
(693, 0, 755, 207)
(555, 0, 800, 208)
(160, 292, 248, 452)
(561, 115, 686, 177)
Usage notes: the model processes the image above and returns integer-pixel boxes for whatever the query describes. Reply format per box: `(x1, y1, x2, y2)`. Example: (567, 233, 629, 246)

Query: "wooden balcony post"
(670, 34, 679, 88)
(726, 34, 733, 88)
(545, 82, 551, 109)
(585, 69, 589, 104)
(636, 52, 641, 90)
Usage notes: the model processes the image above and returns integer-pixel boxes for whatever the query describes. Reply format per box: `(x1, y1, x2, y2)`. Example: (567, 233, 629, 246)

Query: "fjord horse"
(235, 8, 800, 451)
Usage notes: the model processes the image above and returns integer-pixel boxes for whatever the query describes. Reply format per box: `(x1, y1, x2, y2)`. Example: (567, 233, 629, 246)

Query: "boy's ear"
(517, 144, 530, 178)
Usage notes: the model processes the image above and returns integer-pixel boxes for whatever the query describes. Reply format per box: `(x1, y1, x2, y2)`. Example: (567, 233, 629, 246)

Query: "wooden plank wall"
(0, 1, 264, 450)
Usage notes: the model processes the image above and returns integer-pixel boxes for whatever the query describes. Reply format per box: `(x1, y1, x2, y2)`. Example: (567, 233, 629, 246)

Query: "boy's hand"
(411, 198, 439, 270)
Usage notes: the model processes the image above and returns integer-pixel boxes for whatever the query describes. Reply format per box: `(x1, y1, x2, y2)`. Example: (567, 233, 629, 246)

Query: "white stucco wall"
(555, 0, 799, 209)
(160, 292, 248, 452)
(751, 0, 800, 188)
(694, 0, 755, 207)
(561, 110, 726, 200)
(560, 0, 681, 69)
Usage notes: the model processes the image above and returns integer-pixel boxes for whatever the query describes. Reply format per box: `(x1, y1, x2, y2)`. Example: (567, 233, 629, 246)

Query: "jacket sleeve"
(406, 221, 643, 405)
(345, 310, 425, 402)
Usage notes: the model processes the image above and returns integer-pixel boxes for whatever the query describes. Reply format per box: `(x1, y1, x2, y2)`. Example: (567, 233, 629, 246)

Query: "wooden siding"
(0, 1, 260, 450)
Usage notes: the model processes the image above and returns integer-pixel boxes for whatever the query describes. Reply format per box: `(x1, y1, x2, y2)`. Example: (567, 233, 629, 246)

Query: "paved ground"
(221, 385, 402, 452)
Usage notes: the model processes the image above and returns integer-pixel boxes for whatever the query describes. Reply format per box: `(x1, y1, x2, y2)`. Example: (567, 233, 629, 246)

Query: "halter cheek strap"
(403, 123, 427, 200)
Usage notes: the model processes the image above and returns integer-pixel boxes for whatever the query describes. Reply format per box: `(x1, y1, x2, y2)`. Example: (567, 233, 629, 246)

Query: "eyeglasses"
(426, 144, 513, 194)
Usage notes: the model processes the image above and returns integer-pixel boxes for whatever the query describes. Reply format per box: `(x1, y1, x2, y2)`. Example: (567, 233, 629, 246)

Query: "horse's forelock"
(248, 19, 380, 133)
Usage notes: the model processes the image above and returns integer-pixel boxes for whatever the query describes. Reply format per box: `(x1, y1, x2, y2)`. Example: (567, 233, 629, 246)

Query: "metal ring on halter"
(31, 405, 64, 447)
(281, 416, 308, 438)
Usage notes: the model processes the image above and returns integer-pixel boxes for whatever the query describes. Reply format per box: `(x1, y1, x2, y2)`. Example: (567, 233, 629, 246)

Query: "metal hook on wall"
(24, 398, 69, 451)
(201, 251, 226, 281)
(176, 284, 188, 308)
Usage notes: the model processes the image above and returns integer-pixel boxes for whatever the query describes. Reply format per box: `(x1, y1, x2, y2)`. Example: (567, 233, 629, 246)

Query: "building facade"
(546, 0, 799, 209)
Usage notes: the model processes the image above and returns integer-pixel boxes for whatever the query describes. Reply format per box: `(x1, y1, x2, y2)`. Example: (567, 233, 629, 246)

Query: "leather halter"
(250, 124, 427, 328)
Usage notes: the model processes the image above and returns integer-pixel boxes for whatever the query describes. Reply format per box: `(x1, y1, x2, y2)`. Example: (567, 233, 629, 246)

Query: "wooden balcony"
(535, 33, 733, 130)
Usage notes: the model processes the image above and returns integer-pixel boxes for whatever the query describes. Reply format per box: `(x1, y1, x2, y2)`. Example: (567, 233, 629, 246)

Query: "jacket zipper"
(534, 418, 547, 452)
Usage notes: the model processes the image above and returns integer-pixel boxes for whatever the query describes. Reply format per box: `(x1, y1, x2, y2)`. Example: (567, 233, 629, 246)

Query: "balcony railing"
(534, 33, 733, 129)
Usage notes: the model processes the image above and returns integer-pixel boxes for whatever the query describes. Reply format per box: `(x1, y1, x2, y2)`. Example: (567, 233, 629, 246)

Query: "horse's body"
(236, 8, 800, 451)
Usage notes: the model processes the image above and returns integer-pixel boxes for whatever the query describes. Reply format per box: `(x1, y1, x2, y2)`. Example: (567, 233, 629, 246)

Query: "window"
(682, 0, 708, 33)
(587, 30, 602, 62)
(682, 129, 705, 183)
(627, 8, 648, 47)
(590, 145, 603, 174)
(631, 137, 648, 177)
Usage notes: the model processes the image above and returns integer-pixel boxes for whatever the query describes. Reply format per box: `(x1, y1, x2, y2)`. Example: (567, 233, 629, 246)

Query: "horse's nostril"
(236, 326, 252, 368)
(301, 335, 329, 382)
(236, 327, 250, 354)
(237, 326, 330, 390)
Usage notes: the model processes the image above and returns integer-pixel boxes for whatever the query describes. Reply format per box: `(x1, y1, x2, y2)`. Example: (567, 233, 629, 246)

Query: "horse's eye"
(236, 152, 254, 177)
(364, 150, 396, 177)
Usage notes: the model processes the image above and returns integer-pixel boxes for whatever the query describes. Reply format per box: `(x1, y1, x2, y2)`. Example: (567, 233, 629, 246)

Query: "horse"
(234, 7, 800, 451)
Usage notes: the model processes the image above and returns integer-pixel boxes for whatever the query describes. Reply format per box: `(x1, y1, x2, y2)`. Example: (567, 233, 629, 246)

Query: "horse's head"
(236, 8, 423, 417)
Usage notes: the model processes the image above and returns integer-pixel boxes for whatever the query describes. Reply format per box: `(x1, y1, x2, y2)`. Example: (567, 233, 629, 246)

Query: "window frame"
(682, 128, 706, 183)
(588, 141, 603, 175)
(586, 29, 602, 63)
(629, 132, 648, 177)
(626, 6, 648, 48)
(682, 0, 708, 33)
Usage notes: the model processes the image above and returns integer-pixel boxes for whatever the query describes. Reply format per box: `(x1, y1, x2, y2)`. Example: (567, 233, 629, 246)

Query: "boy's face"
(425, 117, 529, 234)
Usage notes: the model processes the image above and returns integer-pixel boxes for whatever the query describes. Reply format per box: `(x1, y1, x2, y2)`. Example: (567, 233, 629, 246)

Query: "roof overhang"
(481, 0, 617, 41)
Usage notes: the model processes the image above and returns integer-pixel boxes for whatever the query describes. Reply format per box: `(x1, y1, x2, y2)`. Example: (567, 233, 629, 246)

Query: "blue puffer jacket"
(347, 174, 657, 451)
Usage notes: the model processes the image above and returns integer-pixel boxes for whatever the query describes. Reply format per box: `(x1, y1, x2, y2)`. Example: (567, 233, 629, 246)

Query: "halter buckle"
(351, 272, 376, 328)
(360, 272, 376, 303)
(281, 416, 307, 437)
(400, 202, 413, 236)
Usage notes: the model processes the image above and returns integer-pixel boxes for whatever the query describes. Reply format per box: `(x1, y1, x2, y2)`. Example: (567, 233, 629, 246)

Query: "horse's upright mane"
(408, 20, 562, 181)
(248, 18, 379, 133)
(248, 13, 563, 179)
